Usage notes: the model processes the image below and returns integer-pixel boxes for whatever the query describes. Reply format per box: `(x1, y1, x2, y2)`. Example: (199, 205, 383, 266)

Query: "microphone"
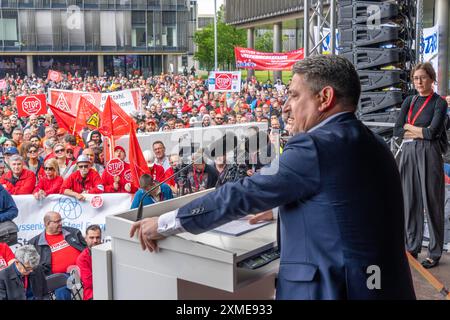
(135, 132, 238, 222)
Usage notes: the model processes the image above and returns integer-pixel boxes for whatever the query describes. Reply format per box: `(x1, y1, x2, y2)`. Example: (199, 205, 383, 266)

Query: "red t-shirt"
(0, 243, 15, 270)
(45, 233, 82, 274)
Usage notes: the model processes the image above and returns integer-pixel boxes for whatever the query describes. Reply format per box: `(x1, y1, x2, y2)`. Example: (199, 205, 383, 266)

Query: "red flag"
(47, 69, 63, 82)
(74, 96, 102, 134)
(16, 94, 47, 117)
(99, 96, 133, 139)
(48, 104, 76, 132)
(48, 104, 85, 148)
(128, 124, 150, 190)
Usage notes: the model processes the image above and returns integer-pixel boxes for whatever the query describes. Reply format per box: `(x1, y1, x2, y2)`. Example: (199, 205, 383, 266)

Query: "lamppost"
(214, 0, 218, 70)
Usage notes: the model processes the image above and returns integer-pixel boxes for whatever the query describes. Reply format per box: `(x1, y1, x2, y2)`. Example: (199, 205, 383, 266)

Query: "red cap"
(114, 145, 126, 153)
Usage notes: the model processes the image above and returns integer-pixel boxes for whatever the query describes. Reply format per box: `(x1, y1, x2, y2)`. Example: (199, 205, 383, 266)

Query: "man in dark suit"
(130, 55, 416, 300)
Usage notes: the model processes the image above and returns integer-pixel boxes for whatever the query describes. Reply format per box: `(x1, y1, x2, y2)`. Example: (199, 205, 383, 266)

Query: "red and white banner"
(0, 79, 7, 90)
(47, 69, 63, 82)
(100, 89, 141, 115)
(234, 47, 304, 71)
(16, 94, 47, 117)
(208, 71, 241, 92)
(48, 88, 141, 115)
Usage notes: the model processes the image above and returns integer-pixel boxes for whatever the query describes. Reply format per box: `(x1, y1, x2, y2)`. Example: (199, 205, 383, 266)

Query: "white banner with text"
(13, 193, 133, 244)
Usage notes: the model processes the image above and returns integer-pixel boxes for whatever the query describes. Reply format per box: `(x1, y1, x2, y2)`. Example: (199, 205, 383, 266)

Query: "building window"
(198, 16, 213, 29)
(132, 11, 146, 47)
(0, 10, 19, 47)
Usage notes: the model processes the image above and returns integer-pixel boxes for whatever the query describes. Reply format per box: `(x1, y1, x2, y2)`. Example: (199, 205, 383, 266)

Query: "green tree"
(255, 31, 273, 52)
(194, 5, 246, 71)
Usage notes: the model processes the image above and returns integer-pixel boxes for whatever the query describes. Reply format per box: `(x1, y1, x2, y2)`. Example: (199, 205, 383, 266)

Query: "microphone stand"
(135, 133, 241, 221)
(135, 156, 200, 222)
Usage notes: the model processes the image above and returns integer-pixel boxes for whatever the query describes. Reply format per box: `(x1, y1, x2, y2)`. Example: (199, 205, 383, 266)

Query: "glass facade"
(33, 55, 97, 76)
(104, 54, 162, 77)
(0, 0, 190, 52)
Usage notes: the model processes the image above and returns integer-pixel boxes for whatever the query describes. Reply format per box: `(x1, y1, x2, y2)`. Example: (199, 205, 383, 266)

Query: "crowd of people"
(0, 70, 289, 300)
(1, 58, 450, 300)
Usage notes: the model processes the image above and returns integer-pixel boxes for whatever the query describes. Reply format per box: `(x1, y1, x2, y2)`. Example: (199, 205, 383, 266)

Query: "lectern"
(92, 189, 278, 300)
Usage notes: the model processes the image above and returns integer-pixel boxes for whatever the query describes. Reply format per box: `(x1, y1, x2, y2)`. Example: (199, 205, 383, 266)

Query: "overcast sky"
(197, 0, 224, 15)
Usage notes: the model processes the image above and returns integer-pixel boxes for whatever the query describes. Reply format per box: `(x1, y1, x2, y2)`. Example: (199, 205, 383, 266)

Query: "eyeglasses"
(17, 261, 33, 273)
(78, 164, 89, 169)
(44, 167, 55, 171)
(413, 75, 430, 82)
(28, 149, 37, 153)
(66, 150, 73, 153)
(54, 149, 65, 154)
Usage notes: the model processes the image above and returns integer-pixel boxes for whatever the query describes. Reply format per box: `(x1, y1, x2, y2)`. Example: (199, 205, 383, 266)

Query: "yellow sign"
(87, 112, 100, 128)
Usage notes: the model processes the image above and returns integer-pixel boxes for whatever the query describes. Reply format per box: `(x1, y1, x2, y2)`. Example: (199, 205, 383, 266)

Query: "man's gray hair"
(15, 245, 41, 269)
(9, 154, 23, 163)
(292, 55, 361, 110)
(44, 139, 55, 149)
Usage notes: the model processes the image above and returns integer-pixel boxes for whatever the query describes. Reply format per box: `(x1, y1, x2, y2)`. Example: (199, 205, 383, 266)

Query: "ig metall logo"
(67, 5, 81, 30)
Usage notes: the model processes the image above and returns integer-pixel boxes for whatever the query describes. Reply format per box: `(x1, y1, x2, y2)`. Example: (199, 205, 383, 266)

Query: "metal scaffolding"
(303, 0, 336, 57)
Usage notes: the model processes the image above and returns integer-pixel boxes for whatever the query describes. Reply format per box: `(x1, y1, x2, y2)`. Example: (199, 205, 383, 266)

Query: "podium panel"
(93, 189, 278, 300)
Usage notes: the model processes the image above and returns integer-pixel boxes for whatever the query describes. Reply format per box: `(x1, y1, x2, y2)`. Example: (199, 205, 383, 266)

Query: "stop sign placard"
(106, 158, 125, 177)
(215, 73, 232, 91)
(16, 94, 47, 117)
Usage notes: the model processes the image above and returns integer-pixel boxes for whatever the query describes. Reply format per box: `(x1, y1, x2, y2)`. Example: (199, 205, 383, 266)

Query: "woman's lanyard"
(408, 93, 434, 125)
(193, 166, 205, 190)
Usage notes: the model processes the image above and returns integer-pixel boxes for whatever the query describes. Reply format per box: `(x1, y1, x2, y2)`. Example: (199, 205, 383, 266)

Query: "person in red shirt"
(0, 154, 36, 195)
(101, 146, 136, 193)
(0, 242, 15, 271)
(76, 224, 102, 300)
(33, 159, 64, 200)
(60, 155, 104, 201)
(28, 211, 86, 300)
(142, 150, 165, 182)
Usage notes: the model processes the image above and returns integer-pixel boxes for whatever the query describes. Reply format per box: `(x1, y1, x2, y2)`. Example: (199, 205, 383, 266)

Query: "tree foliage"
(255, 31, 273, 52)
(194, 6, 246, 71)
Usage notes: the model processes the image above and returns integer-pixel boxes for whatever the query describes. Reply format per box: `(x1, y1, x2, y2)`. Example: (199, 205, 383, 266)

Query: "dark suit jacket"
(0, 264, 49, 300)
(177, 113, 416, 300)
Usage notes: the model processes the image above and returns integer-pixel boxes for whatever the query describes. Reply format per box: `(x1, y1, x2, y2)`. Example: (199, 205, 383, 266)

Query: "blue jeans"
(54, 274, 71, 300)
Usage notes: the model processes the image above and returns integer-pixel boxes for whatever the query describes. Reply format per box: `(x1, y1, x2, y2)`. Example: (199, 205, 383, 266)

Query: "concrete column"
(97, 55, 104, 76)
(273, 22, 282, 82)
(26, 55, 33, 76)
(247, 27, 255, 80)
(435, 0, 449, 95)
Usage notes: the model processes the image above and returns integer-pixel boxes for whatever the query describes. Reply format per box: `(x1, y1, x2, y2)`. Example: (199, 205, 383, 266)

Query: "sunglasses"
(66, 149, 73, 153)
(28, 149, 37, 153)
(78, 164, 89, 169)
(54, 149, 65, 153)
(44, 167, 55, 171)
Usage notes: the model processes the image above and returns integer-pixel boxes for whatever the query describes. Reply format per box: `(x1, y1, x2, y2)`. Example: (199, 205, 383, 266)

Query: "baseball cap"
(4, 147, 18, 155)
(114, 146, 126, 153)
(76, 155, 91, 164)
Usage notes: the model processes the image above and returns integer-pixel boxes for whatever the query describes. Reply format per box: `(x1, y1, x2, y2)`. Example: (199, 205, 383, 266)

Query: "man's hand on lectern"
(246, 209, 274, 224)
(130, 217, 165, 252)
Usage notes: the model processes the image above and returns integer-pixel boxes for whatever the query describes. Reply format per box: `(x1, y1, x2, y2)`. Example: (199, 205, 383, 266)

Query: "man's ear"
(317, 86, 335, 112)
